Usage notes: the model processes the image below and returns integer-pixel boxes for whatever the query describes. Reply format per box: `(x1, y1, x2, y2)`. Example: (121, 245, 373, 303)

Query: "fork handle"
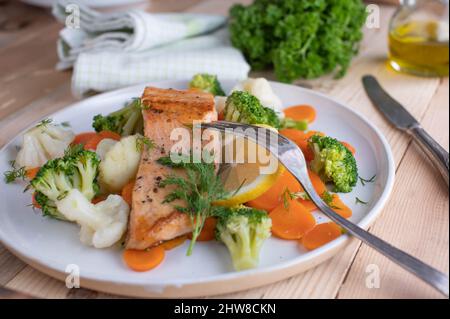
(288, 168, 450, 297)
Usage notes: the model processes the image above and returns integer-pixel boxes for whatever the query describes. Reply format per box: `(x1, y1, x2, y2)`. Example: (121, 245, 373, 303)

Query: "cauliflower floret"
(16, 123, 75, 168)
(56, 189, 129, 248)
(232, 78, 284, 118)
(99, 134, 141, 193)
(95, 138, 118, 161)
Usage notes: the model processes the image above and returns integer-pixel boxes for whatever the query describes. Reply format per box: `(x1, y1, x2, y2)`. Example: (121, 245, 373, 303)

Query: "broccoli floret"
(189, 73, 226, 96)
(31, 148, 100, 219)
(34, 191, 67, 221)
(308, 135, 358, 193)
(92, 98, 143, 136)
(223, 91, 281, 128)
(215, 206, 272, 271)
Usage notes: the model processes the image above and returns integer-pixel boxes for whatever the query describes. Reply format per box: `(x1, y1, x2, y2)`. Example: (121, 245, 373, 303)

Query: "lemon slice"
(213, 125, 284, 207)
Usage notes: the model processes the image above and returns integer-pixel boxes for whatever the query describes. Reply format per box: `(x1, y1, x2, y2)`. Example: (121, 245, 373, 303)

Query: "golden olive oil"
(389, 20, 449, 77)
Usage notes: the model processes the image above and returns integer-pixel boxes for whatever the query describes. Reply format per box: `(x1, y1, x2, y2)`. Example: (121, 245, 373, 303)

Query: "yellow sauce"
(388, 20, 449, 77)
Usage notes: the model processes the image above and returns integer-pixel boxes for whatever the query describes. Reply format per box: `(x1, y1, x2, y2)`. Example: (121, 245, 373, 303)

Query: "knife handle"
(409, 125, 449, 186)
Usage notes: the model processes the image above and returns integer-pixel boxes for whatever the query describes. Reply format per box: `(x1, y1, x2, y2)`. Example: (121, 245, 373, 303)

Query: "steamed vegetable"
(189, 73, 226, 96)
(56, 189, 129, 248)
(308, 135, 358, 193)
(30, 148, 100, 220)
(16, 120, 75, 168)
(223, 91, 307, 130)
(229, 0, 367, 82)
(223, 91, 281, 128)
(231, 78, 283, 117)
(98, 134, 142, 193)
(92, 99, 144, 136)
(215, 206, 271, 271)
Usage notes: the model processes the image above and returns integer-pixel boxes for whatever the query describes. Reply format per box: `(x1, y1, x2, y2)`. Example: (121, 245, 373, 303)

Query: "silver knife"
(363, 75, 449, 186)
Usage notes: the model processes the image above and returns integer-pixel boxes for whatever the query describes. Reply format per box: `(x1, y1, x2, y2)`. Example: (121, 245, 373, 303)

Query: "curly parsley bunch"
(229, 0, 367, 82)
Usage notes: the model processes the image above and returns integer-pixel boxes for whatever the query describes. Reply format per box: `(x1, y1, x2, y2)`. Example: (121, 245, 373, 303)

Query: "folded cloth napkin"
(52, 0, 250, 97)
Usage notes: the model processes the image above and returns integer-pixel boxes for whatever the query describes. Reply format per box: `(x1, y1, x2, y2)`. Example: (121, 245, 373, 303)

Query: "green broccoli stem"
(281, 117, 308, 131)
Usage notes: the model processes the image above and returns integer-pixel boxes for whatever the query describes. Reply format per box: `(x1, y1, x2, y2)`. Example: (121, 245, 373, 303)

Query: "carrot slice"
(26, 167, 40, 180)
(247, 169, 302, 211)
(301, 222, 342, 251)
(279, 129, 307, 145)
(91, 194, 108, 204)
(72, 132, 97, 146)
(284, 105, 317, 123)
(121, 180, 135, 206)
(297, 199, 317, 212)
(98, 130, 121, 141)
(308, 170, 327, 195)
(330, 194, 352, 218)
(84, 130, 121, 151)
(340, 141, 356, 155)
(32, 192, 41, 209)
(269, 200, 316, 240)
(160, 236, 188, 251)
(123, 247, 165, 272)
(188, 217, 217, 242)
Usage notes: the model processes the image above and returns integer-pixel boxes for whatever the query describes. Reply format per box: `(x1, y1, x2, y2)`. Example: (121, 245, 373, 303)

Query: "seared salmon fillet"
(125, 87, 217, 250)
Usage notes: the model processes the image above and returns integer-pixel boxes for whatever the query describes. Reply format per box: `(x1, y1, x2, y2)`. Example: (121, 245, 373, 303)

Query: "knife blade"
(363, 75, 449, 186)
(362, 75, 419, 130)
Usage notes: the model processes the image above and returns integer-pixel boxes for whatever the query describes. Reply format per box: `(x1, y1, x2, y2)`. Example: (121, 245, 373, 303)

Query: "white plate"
(0, 80, 395, 298)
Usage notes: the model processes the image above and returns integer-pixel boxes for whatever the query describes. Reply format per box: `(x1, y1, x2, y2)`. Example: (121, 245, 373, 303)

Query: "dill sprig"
(359, 174, 376, 186)
(36, 118, 52, 128)
(136, 136, 156, 152)
(64, 143, 84, 157)
(3, 160, 27, 184)
(355, 197, 368, 205)
(157, 154, 228, 256)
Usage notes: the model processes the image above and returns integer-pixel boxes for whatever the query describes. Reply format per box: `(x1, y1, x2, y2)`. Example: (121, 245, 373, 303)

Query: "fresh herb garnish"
(136, 136, 156, 152)
(359, 174, 376, 186)
(355, 197, 368, 205)
(3, 160, 27, 184)
(64, 143, 84, 157)
(60, 121, 71, 127)
(157, 153, 228, 256)
(36, 118, 52, 128)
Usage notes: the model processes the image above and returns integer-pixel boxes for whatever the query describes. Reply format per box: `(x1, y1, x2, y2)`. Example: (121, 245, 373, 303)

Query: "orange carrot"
(84, 130, 121, 151)
(26, 167, 40, 180)
(123, 247, 165, 272)
(297, 199, 317, 212)
(269, 199, 316, 240)
(71, 132, 97, 146)
(32, 192, 41, 209)
(160, 236, 188, 251)
(284, 105, 317, 123)
(340, 141, 356, 155)
(91, 194, 108, 204)
(330, 194, 352, 218)
(279, 129, 307, 145)
(301, 222, 342, 251)
(188, 217, 217, 242)
(247, 169, 302, 211)
(121, 180, 135, 206)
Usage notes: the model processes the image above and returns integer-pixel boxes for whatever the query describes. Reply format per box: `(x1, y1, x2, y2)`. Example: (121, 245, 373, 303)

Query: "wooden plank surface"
(0, 0, 448, 299)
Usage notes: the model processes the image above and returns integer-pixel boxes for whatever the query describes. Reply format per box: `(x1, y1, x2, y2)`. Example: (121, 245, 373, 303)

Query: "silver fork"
(202, 121, 449, 297)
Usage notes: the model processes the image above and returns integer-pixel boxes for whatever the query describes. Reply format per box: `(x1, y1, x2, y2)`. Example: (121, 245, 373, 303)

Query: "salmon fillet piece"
(125, 87, 217, 250)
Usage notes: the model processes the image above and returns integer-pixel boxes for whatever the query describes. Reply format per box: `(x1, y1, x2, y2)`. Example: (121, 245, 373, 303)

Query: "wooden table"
(0, 0, 448, 299)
